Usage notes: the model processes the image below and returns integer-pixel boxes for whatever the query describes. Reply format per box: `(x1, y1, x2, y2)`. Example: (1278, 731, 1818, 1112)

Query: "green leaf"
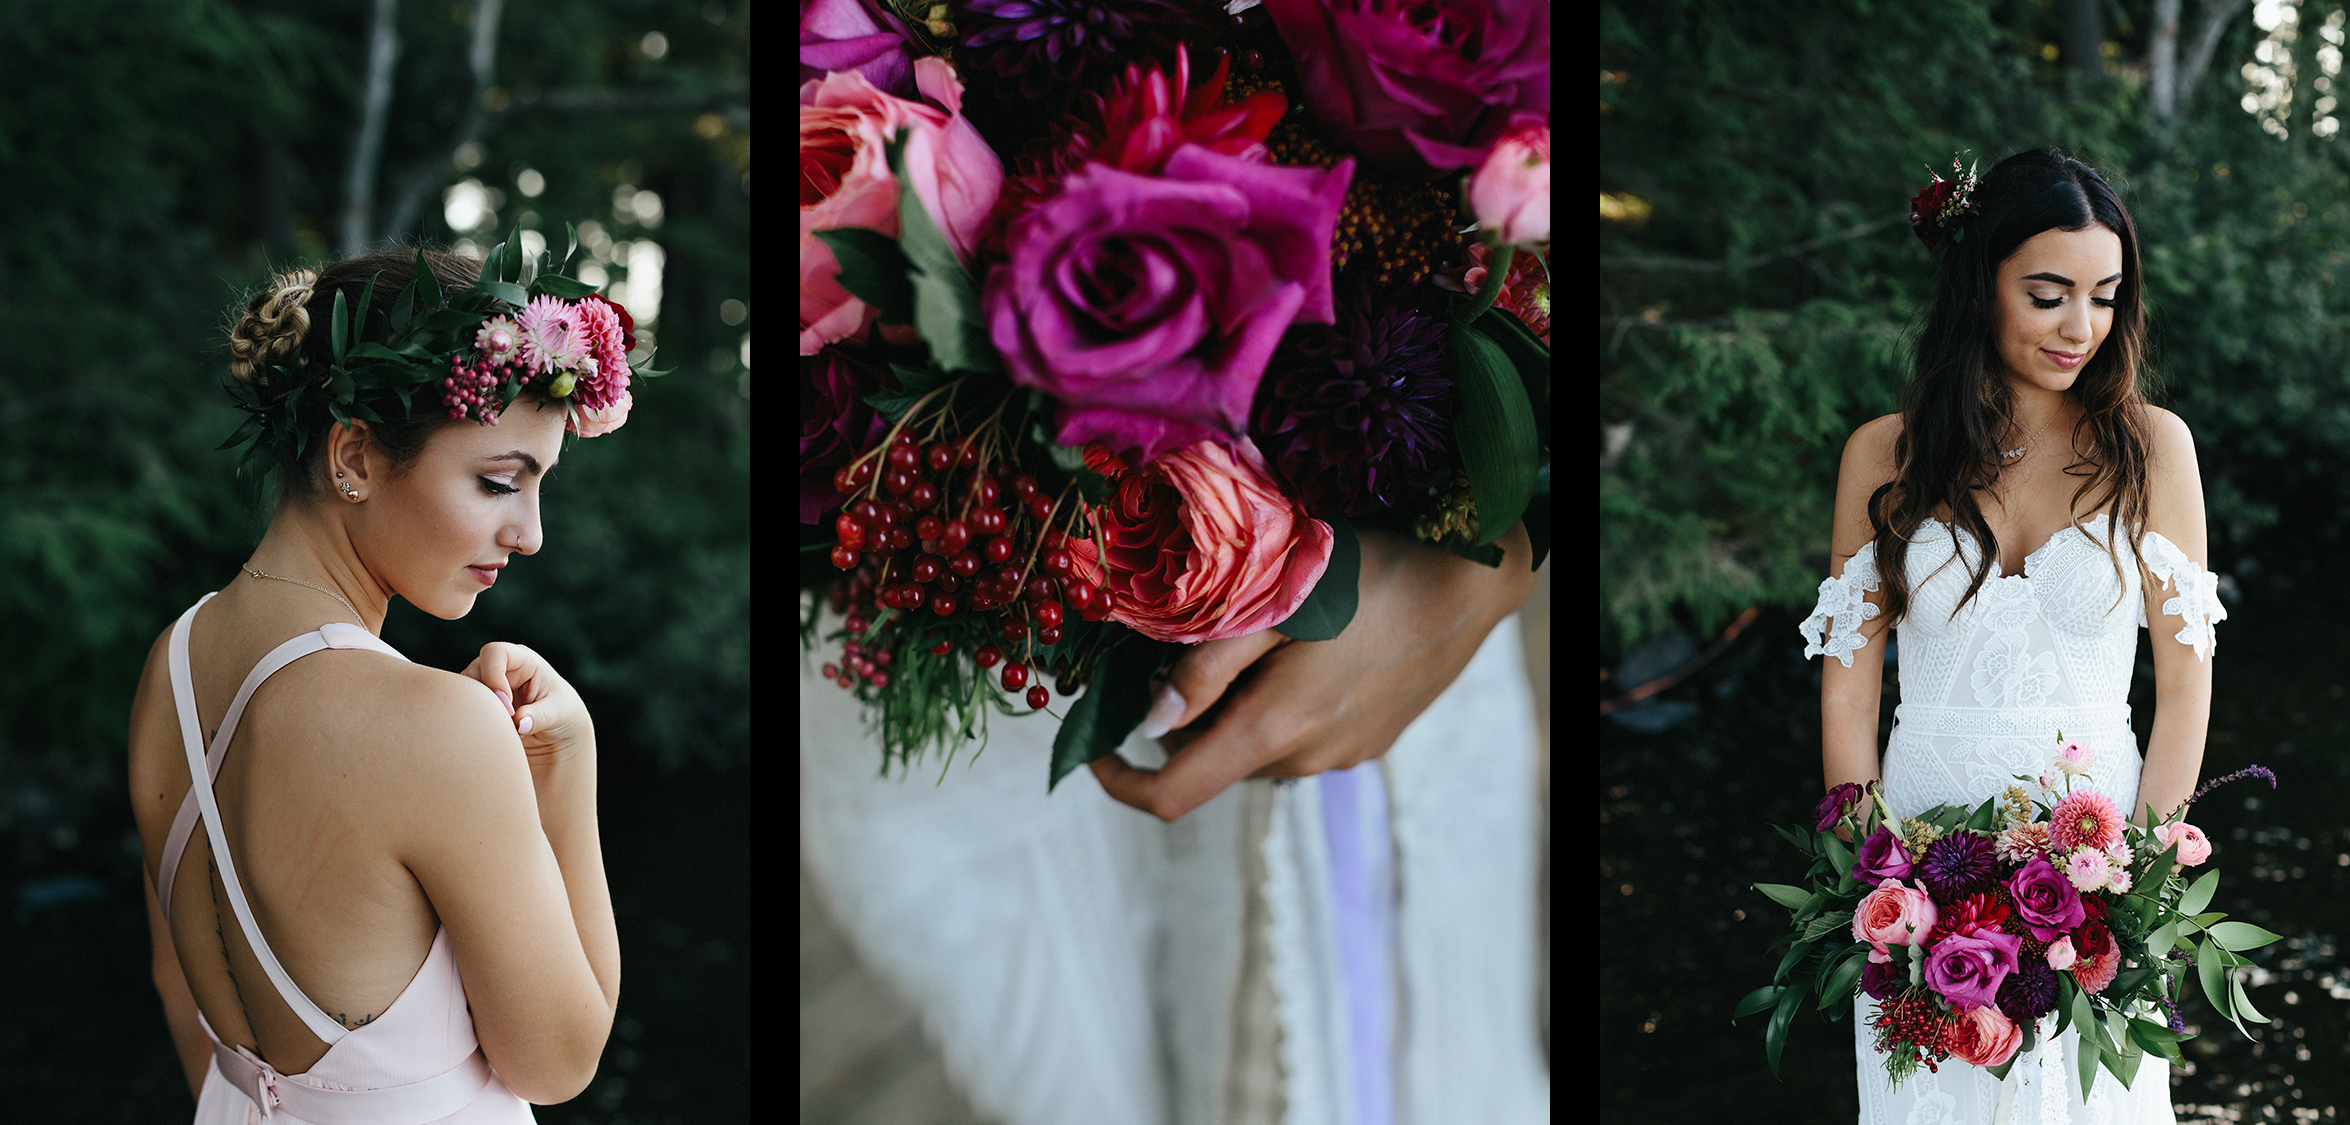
(1274, 511, 1359, 641)
(1765, 983, 1803, 1079)
(1773, 937, 1809, 984)
(1733, 983, 1785, 1021)
(1820, 831, 1855, 881)
(1446, 320, 1537, 545)
(2180, 869, 2219, 916)
(2074, 988, 2103, 1101)
(354, 270, 381, 345)
(533, 274, 599, 300)
(1771, 822, 1816, 856)
(2195, 935, 2226, 1013)
(1817, 944, 1866, 1007)
(346, 341, 404, 362)
(2230, 970, 2270, 1024)
(2206, 920, 2286, 952)
(812, 227, 918, 326)
(884, 128, 998, 373)
(2102, 1008, 2143, 1089)
(1047, 634, 1180, 793)
(389, 279, 417, 337)
(482, 281, 530, 309)
(414, 246, 442, 312)
(1754, 882, 1812, 911)
(331, 289, 350, 362)
(1965, 796, 1998, 831)
(214, 414, 262, 452)
(1799, 910, 1852, 944)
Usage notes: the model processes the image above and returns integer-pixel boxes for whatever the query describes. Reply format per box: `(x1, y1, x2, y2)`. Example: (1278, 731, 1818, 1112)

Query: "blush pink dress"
(161, 592, 536, 1124)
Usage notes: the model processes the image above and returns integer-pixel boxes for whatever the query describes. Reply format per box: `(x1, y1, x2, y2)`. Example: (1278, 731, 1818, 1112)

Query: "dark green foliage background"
(1603, 0, 2350, 662)
(0, 2, 748, 1119)
(0, 0, 749, 774)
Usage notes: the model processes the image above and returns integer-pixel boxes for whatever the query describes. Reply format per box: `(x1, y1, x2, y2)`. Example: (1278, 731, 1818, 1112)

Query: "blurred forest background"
(1603, 0, 2350, 664)
(0, 1, 748, 1120)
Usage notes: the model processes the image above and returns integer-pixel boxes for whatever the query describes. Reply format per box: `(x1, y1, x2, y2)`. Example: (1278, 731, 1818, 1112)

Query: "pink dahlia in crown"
(515, 294, 585, 377)
(570, 295, 634, 410)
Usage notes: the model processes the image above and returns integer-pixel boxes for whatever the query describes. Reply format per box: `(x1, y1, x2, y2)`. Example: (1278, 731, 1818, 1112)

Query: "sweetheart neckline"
(1912, 513, 2121, 580)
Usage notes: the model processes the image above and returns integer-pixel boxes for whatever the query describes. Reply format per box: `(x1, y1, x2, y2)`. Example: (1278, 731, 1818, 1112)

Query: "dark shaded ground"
(0, 744, 746, 1122)
(1602, 521, 2350, 1122)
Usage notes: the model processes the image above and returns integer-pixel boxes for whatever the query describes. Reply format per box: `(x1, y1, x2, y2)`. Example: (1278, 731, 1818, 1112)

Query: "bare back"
(127, 584, 440, 1076)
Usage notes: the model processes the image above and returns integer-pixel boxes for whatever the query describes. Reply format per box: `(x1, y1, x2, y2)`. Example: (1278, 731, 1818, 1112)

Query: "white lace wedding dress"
(799, 593, 1550, 1125)
(1801, 513, 2225, 1124)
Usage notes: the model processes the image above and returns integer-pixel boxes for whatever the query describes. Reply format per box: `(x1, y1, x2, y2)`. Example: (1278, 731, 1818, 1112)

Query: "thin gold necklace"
(243, 565, 362, 625)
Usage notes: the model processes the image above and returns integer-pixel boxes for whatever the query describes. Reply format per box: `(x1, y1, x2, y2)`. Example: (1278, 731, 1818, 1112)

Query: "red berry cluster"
(1867, 991, 1955, 1074)
(826, 426, 1115, 710)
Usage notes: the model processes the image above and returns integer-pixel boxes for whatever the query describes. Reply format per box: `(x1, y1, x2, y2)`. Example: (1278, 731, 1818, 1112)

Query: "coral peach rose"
(1949, 1004, 2024, 1067)
(1851, 877, 1937, 963)
(1067, 438, 1332, 645)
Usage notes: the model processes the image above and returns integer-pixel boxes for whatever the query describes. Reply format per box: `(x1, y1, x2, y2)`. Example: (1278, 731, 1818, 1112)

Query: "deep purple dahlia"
(958, 0, 1216, 102)
(1916, 830, 2000, 902)
(1249, 281, 1452, 519)
(1995, 957, 2060, 1025)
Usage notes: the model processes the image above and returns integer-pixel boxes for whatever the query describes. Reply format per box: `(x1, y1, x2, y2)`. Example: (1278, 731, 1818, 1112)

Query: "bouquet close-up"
(1739, 736, 2284, 1100)
(798, 0, 1553, 789)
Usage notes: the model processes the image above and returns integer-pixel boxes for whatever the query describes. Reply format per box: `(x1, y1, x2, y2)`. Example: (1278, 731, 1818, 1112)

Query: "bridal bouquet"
(1737, 738, 2282, 1099)
(798, 0, 1552, 789)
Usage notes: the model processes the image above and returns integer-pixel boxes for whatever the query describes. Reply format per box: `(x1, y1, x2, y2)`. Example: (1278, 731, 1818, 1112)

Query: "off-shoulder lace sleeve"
(1799, 542, 1882, 668)
(2139, 532, 2227, 662)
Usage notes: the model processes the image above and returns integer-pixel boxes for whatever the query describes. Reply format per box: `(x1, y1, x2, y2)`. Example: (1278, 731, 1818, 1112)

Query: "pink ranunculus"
(2046, 935, 2079, 971)
(1466, 119, 1548, 249)
(1925, 928, 2025, 1012)
(2154, 821, 2213, 866)
(1066, 439, 1333, 645)
(568, 384, 631, 438)
(1261, 0, 1550, 177)
(800, 57, 1004, 356)
(1949, 1004, 2024, 1068)
(1851, 877, 1937, 963)
(985, 145, 1354, 467)
(799, 0, 919, 100)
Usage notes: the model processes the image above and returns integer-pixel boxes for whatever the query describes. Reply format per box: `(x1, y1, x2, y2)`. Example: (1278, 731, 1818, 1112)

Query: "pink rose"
(985, 144, 1353, 467)
(1949, 1004, 2024, 1068)
(2045, 935, 2078, 971)
(2154, 822, 2213, 866)
(1466, 120, 1548, 249)
(568, 384, 631, 438)
(800, 57, 1004, 355)
(1069, 439, 1333, 645)
(1852, 877, 1937, 962)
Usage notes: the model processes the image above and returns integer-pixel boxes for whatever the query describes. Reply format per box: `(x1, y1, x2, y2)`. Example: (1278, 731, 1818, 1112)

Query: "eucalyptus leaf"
(2180, 869, 2219, 916)
(2230, 971, 2270, 1025)
(2206, 920, 2286, 952)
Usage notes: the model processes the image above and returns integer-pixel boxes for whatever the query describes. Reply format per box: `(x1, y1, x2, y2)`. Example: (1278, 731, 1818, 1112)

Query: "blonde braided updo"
(227, 268, 320, 389)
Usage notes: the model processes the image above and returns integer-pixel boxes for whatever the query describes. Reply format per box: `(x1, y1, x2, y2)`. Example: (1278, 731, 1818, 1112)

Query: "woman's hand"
(1090, 520, 1541, 822)
(460, 642, 595, 768)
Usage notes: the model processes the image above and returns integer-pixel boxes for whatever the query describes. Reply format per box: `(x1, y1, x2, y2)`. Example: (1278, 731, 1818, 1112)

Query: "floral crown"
(220, 225, 672, 475)
(1909, 152, 1982, 254)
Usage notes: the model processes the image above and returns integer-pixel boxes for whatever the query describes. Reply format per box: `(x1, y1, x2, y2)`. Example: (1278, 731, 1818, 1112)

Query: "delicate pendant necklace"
(2000, 414, 2056, 461)
(243, 565, 362, 625)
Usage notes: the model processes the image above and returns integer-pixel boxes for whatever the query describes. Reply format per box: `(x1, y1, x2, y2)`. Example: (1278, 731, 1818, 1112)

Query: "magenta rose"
(800, 0, 919, 100)
(1925, 928, 2024, 1012)
(1851, 824, 1913, 885)
(985, 144, 1354, 467)
(2005, 856, 2088, 942)
(801, 57, 1004, 356)
(1262, 0, 1550, 177)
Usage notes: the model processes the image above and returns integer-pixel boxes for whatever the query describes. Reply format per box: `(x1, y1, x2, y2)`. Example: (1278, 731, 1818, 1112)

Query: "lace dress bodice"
(1798, 512, 2225, 1123)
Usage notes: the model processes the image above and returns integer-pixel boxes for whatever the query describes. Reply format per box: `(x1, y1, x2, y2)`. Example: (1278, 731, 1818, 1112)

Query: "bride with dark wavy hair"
(1801, 148, 2222, 1120)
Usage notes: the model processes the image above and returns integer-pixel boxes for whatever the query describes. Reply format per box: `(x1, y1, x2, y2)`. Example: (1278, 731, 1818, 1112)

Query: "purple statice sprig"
(2186, 764, 2278, 807)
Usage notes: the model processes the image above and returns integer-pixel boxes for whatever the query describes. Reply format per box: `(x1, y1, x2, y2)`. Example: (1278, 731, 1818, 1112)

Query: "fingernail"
(495, 690, 513, 715)
(1139, 683, 1187, 740)
(518, 714, 533, 736)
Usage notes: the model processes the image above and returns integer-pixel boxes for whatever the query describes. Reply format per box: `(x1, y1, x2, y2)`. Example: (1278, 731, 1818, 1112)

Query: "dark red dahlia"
(958, 0, 1217, 102)
(1916, 830, 2000, 902)
(1250, 280, 1453, 520)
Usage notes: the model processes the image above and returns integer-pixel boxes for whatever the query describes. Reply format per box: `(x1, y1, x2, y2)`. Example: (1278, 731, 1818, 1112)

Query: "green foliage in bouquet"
(1736, 756, 2284, 1102)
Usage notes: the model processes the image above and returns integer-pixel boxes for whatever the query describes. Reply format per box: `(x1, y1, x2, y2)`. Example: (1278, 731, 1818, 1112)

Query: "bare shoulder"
(1843, 413, 1903, 476)
(345, 662, 520, 799)
(2138, 405, 2199, 471)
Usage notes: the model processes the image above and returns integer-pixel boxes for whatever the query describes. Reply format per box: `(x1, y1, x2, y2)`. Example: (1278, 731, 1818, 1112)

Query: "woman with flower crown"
(1799, 149, 2226, 1121)
(125, 242, 646, 1122)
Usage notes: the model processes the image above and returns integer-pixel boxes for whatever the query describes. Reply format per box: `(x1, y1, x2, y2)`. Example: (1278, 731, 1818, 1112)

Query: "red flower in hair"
(1909, 153, 1981, 252)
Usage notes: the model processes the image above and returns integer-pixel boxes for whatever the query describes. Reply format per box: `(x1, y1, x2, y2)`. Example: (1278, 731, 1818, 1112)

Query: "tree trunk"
(381, 0, 506, 247)
(2151, 0, 2182, 120)
(341, 0, 401, 258)
(2064, 0, 2104, 89)
(2180, 0, 2253, 117)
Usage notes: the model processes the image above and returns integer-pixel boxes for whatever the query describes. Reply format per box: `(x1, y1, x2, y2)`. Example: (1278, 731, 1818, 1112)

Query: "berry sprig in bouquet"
(799, 0, 1551, 789)
(1737, 736, 2283, 1099)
